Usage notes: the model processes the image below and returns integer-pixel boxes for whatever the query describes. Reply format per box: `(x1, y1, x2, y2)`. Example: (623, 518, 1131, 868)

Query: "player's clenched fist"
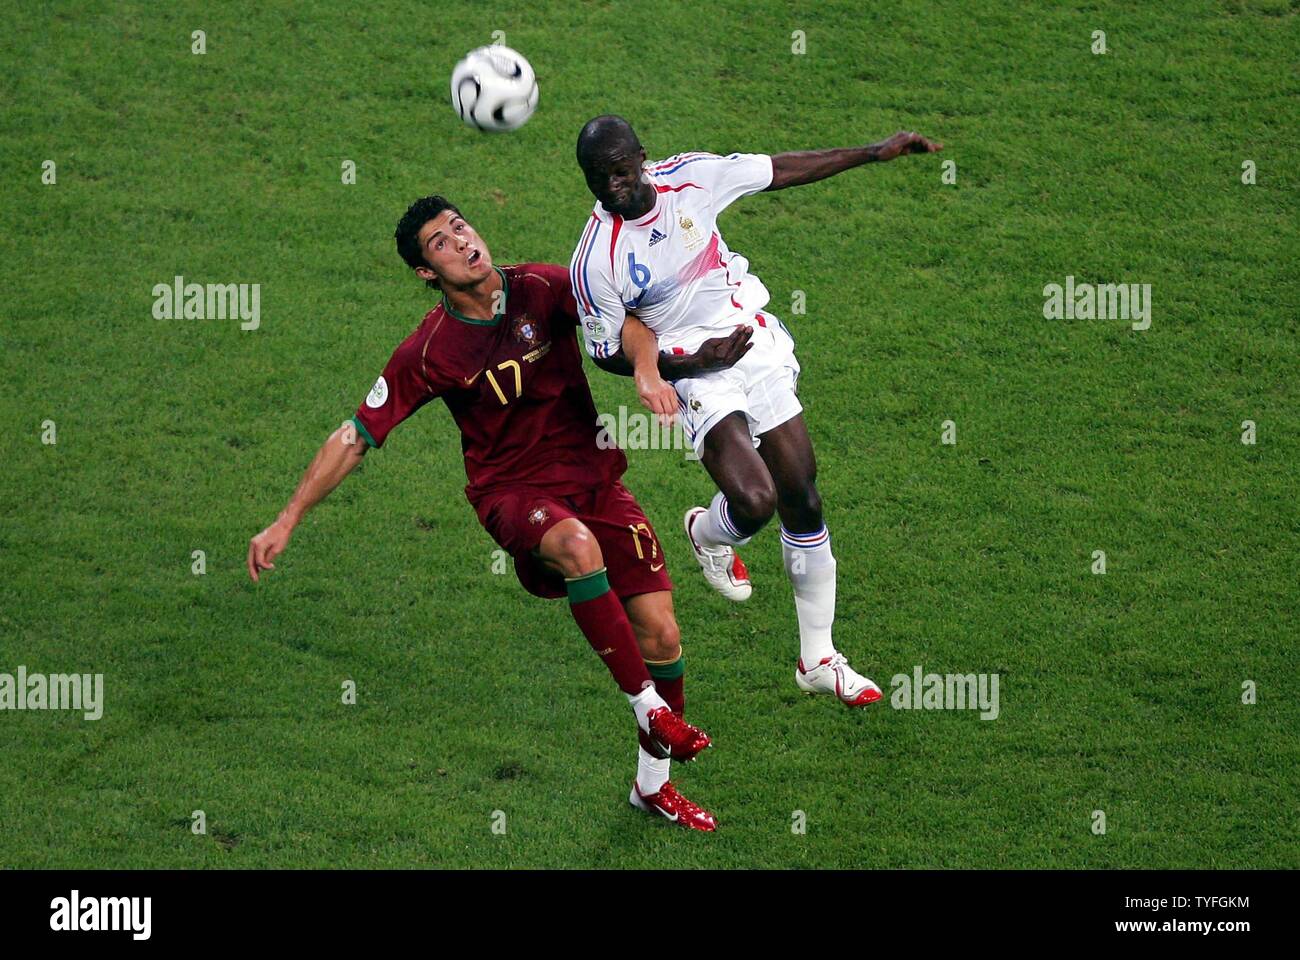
(247, 522, 292, 582)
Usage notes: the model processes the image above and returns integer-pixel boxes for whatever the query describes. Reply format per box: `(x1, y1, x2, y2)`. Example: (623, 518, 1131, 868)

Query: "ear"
(415, 266, 441, 289)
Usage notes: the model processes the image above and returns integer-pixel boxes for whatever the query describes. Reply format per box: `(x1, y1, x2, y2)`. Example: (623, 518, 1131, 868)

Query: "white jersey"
(570, 151, 775, 359)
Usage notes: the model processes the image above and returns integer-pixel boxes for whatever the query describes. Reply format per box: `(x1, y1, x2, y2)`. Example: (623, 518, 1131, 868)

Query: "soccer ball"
(450, 45, 538, 132)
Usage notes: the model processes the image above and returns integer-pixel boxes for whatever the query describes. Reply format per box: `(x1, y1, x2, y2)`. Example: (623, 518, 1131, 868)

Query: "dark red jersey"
(352, 263, 626, 502)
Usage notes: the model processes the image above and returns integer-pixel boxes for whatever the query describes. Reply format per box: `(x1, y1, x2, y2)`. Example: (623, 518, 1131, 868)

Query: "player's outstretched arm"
(766, 131, 943, 191)
(247, 422, 368, 582)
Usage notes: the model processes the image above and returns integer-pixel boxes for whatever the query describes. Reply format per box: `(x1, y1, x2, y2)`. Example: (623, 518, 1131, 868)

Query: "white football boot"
(684, 507, 752, 601)
(796, 652, 883, 707)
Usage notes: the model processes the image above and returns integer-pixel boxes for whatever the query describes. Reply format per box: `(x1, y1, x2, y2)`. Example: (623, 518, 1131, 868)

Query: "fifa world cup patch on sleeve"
(527, 505, 550, 526)
(365, 376, 389, 408)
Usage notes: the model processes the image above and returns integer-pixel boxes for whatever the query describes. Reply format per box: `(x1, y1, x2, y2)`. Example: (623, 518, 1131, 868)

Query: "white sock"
(627, 684, 669, 733)
(693, 491, 752, 549)
(636, 747, 671, 795)
(781, 524, 837, 666)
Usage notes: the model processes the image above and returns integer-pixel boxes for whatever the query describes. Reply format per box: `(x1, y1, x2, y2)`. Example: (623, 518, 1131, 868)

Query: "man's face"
(415, 210, 493, 288)
(581, 145, 652, 218)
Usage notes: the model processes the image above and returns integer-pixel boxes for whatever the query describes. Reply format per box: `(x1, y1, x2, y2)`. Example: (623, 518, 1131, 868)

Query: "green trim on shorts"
(565, 567, 610, 604)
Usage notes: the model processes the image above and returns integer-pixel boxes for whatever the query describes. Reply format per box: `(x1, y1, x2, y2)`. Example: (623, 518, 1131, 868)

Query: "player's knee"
(548, 521, 603, 577)
(644, 618, 682, 662)
(656, 618, 682, 661)
(780, 484, 823, 529)
(729, 481, 777, 531)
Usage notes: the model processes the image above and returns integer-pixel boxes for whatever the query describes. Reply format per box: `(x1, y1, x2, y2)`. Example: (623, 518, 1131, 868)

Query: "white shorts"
(673, 311, 802, 457)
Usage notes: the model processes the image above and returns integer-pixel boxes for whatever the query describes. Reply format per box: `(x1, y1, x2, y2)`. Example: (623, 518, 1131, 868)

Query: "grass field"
(2, 0, 1297, 869)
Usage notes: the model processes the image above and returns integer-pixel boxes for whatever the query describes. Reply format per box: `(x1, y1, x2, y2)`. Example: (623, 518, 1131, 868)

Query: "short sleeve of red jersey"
(531, 262, 580, 327)
(669, 152, 773, 213)
(570, 217, 628, 360)
(351, 333, 442, 448)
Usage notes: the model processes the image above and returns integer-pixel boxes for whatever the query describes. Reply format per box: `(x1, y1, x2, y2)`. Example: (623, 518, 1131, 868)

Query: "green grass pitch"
(1, 0, 1296, 869)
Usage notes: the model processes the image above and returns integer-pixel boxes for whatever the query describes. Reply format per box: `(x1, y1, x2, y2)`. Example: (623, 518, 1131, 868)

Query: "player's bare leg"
(535, 519, 711, 759)
(683, 411, 776, 601)
(623, 591, 716, 831)
(756, 415, 881, 706)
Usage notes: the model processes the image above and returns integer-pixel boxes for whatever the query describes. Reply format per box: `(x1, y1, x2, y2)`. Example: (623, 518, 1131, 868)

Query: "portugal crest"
(513, 314, 541, 348)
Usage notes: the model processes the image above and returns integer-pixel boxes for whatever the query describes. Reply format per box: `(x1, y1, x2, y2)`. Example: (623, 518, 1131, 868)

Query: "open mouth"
(467, 249, 482, 266)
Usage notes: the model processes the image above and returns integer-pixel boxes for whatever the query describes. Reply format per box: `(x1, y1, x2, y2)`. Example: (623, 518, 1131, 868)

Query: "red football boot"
(645, 706, 711, 762)
(630, 780, 718, 831)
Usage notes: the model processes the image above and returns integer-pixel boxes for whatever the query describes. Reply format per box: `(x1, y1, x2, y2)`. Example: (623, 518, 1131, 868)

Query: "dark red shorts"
(471, 479, 673, 601)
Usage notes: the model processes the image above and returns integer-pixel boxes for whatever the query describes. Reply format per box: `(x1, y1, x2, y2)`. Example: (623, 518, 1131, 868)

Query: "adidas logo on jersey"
(648, 228, 667, 247)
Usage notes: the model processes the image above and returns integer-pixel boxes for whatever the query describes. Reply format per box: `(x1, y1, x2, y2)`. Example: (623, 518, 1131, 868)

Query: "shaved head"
(576, 114, 641, 169)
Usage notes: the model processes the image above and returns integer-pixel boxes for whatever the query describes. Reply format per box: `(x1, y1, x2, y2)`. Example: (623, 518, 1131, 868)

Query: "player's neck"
(443, 267, 505, 322)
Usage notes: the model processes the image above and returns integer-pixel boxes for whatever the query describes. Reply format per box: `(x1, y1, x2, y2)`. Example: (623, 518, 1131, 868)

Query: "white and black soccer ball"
(450, 45, 538, 132)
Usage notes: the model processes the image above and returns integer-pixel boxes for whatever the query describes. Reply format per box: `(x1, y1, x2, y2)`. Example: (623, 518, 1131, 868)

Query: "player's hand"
(635, 366, 679, 426)
(691, 325, 754, 374)
(248, 521, 292, 582)
(875, 131, 943, 162)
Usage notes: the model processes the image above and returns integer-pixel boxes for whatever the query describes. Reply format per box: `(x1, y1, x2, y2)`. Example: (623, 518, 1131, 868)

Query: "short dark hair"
(395, 195, 462, 288)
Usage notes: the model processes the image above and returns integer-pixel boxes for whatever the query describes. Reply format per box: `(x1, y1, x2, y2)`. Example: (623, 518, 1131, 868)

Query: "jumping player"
(248, 195, 749, 830)
(570, 117, 942, 707)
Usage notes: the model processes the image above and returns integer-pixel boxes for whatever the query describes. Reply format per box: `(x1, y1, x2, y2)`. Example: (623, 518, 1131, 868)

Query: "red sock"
(655, 673, 684, 715)
(566, 569, 652, 696)
(646, 654, 686, 714)
(638, 655, 686, 754)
